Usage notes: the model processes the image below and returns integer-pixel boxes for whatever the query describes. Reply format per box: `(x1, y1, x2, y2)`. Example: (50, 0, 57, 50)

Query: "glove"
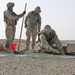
(25, 24, 27, 28)
(23, 11, 26, 14)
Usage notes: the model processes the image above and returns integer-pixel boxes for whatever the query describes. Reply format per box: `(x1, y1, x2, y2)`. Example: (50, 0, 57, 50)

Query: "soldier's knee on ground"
(37, 44, 45, 52)
(37, 46, 46, 53)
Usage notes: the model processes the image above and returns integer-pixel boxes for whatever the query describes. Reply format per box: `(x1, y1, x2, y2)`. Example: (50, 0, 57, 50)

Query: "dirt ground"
(0, 39, 75, 75)
(0, 54, 75, 75)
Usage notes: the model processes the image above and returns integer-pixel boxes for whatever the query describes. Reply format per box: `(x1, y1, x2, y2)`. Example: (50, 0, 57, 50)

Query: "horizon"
(0, 0, 75, 40)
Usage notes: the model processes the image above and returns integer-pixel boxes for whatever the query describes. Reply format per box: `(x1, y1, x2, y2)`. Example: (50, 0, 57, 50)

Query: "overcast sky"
(0, 0, 75, 40)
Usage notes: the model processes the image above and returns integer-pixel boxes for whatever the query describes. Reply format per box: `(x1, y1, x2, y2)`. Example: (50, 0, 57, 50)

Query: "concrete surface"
(0, 39, 75, 75)
(0, 53, 75, 75)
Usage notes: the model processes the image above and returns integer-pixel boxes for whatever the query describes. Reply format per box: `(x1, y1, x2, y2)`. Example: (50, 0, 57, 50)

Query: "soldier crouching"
(37, 25, 65, 55)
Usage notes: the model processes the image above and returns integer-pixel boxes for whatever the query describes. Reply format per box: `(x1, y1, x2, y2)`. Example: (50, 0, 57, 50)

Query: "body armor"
(4, 10, 17, 25)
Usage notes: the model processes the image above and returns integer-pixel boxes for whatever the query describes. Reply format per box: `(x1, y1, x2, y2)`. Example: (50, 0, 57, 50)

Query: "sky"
(0, 0, 75, 40)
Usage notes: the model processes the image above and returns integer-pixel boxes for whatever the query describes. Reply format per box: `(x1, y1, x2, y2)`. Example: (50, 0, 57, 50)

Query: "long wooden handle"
(18, 3, 27, 51)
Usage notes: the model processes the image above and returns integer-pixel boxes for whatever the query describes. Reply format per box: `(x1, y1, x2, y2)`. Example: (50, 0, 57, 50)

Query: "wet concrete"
(0, 51, 75, 75)
(0, 51, 75, 58)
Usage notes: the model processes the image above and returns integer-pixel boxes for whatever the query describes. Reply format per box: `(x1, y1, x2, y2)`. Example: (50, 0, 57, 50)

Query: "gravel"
(0, 54, 75, 75)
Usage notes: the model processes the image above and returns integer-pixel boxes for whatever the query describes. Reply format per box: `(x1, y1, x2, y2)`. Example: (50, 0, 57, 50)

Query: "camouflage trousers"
(26, 23, 37, 49)
(5, 26, 15, 47)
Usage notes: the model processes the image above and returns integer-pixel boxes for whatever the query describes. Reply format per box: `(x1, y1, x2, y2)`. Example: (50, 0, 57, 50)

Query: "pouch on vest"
(29, 11, 39, 27)
(4, 11, 8, 23)
(4, 11, 17, 25)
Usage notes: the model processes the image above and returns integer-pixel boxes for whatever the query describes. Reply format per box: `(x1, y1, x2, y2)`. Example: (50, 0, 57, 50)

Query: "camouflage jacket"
(25, 11, 41, 31)
(38, 29, 58, 43)
(4, 9, 24, 26)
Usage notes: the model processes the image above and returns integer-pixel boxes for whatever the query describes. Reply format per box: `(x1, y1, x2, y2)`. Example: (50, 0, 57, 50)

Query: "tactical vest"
(38, 30, 55, 43)
(28, 11, 39, 27)
(4, 10, 17, 25)
(4, 11, 8, 23)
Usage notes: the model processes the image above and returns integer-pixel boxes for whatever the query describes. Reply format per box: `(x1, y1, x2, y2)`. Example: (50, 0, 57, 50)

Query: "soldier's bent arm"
(53, 31, 62, 46)
(25, 15, 28, 25)
(5, 11, 18, 20)
(40, 34, 51, 49)
(25, 12, 30, 25)
(53, 30, 59, 40)
(37, 15, 41, 32)
(17, 12, 24, 18)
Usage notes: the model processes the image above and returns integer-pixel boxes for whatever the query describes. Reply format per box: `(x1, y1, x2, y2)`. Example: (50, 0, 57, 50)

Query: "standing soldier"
(4, 2, 26, 49)
(24, 6, 41, 51)
(37, 25, 65, 55)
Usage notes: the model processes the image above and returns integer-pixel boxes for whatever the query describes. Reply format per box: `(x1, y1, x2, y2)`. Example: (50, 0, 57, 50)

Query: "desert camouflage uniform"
(4, 2, 25, 49)
(37, 26, 65, 55)
(24, 6, 41, 50)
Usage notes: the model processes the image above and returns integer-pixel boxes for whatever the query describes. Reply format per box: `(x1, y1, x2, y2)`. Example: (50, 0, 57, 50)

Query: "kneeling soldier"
(37, 25, 65, 55)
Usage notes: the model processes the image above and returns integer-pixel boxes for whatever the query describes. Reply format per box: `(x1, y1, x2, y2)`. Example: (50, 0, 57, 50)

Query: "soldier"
(37, 25, 65, 55)
(24, 6, 41, 51)
(4, 2, 26, 49)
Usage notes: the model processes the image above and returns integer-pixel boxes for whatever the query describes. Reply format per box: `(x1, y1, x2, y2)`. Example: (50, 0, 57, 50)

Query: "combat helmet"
(44, 25, 52, 33)
(7, 2, 15, 8)
(35, 6, 41, 13)
(44, 25, 52, 30)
